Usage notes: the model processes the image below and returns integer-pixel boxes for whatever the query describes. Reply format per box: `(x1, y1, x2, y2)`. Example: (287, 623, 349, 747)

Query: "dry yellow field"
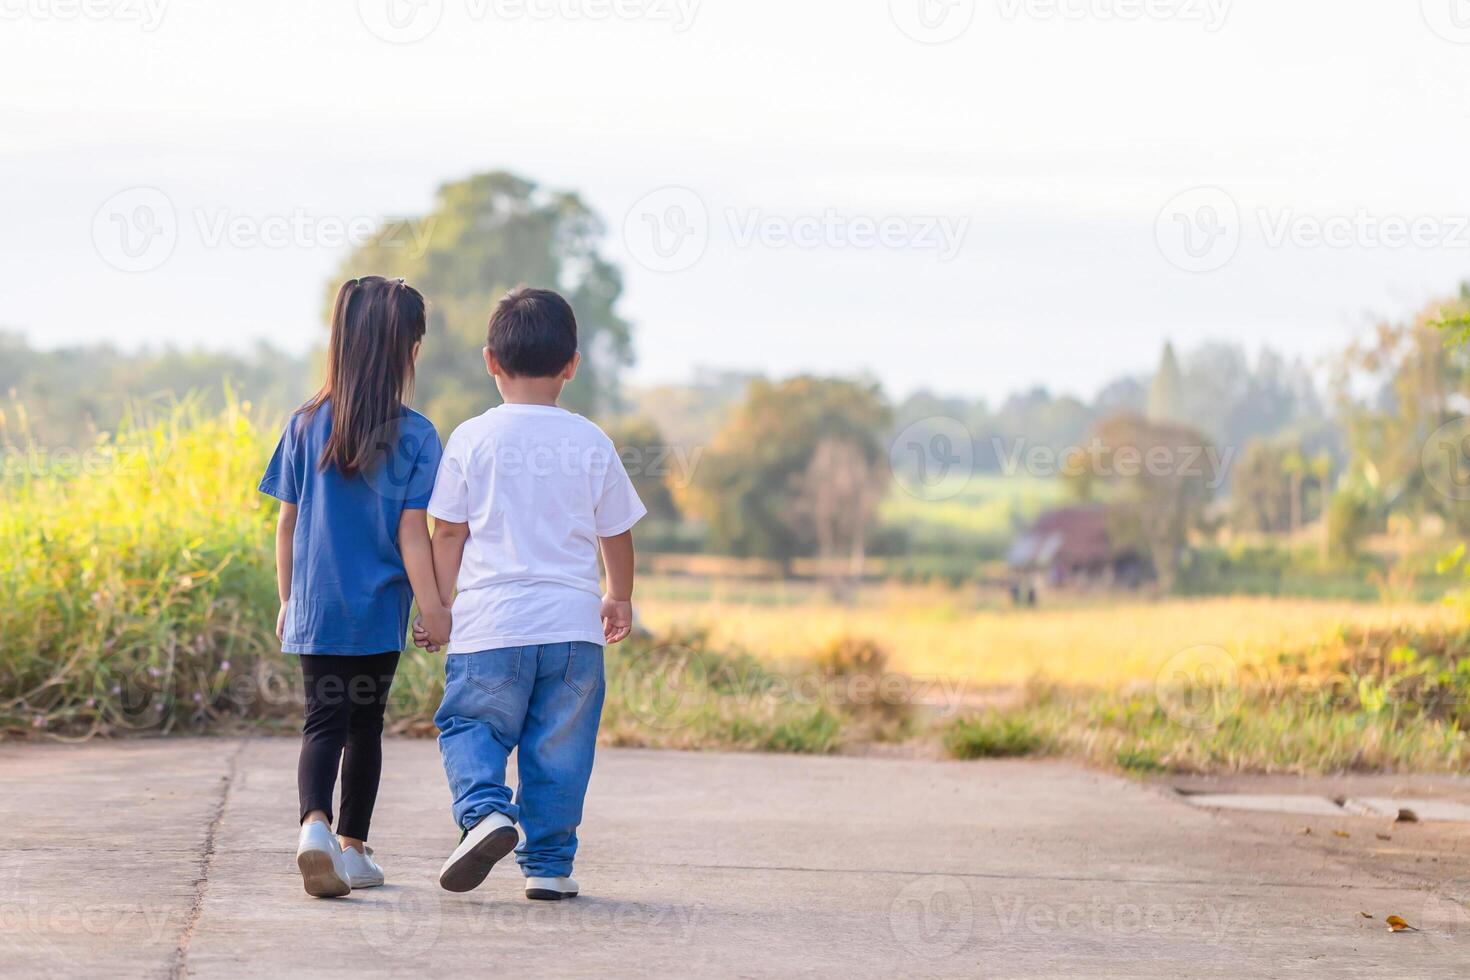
(636, 579, 1460, 687)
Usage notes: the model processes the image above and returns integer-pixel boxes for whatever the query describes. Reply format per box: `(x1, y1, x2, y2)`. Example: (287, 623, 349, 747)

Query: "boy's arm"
(599, 530, 635, 644)
(431, 520, 470, 608)
(400, 508, 451, 647)
(274, 503, 298, 641)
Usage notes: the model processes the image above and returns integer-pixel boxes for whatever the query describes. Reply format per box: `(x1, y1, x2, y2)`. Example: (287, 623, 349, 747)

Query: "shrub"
(943, 714, 1046, 759)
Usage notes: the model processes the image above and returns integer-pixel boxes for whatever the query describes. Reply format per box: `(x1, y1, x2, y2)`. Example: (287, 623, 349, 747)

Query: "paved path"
(1, 738, 1467, 978)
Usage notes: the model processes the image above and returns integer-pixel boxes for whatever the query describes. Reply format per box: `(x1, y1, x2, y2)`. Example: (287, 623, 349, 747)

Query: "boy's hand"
(601, 594, 633, 645)
(276, 602, 288, 642)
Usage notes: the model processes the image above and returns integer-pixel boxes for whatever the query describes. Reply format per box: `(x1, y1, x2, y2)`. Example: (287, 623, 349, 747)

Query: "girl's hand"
(420, 605, 452, 649)
(276, 602, 288, 642)
(601, 594, 633, 645)
(411, 615, 440, 653)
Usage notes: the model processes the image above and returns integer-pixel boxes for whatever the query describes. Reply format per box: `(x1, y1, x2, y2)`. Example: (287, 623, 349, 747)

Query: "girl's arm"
(598, 530, 635, 644)
(412, 520, 469, 651)
(274, 503, 298, 640)
(400, 508, 451, 647)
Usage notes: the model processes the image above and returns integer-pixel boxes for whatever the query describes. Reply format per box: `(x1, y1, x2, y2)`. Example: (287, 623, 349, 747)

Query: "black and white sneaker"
(524, 876, 579, 901)
(438, 813, 519, 893)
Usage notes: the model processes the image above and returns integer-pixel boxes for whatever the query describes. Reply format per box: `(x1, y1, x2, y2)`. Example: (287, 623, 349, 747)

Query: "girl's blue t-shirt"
(258, 402, 443, 655)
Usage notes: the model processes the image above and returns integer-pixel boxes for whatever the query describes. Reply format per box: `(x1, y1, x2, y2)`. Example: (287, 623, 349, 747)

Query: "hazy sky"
(4, 0, 1470, 402)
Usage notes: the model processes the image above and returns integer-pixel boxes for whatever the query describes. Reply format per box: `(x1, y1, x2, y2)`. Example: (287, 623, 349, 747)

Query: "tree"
(1336, 293, 1470, 533)
(686, 377, 890, 571)
(602, 417, 680, 524)
(330, 171, 633, 430)
(791, 437, 887, 597)
(1088, 413, 1214, 592)
(1146, 342, 1186, 425)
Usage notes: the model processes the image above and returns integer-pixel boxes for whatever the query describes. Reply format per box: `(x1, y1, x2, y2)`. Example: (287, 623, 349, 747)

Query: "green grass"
(941, 629, 1470, 773)
(943, 715, 1047, 759)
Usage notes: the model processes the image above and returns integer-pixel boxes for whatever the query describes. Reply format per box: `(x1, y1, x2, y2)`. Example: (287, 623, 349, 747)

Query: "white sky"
(3, 0, 1470, 403)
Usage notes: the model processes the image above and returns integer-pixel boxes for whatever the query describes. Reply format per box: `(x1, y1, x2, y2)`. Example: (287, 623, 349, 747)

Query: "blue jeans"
(434, 642, 605, 879)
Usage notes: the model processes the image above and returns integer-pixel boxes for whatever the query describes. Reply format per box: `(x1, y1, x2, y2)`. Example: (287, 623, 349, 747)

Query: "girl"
(259, 276, 450, 898)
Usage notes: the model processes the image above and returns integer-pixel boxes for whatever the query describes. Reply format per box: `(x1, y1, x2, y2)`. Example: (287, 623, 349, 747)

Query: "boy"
(418, 286, 645, 900)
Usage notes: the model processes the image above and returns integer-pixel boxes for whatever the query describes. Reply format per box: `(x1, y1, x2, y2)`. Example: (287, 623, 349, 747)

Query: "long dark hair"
(302, 276, 427, 476)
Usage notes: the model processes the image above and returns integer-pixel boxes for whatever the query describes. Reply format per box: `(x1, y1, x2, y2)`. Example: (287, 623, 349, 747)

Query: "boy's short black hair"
(486, 286, 578, 377)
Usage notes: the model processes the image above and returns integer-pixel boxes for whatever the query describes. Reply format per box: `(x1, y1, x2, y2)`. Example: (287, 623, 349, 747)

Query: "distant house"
(1007, 506, 1149, 595)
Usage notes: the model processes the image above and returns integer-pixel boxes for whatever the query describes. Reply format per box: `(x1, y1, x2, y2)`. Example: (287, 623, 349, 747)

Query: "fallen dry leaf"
(1385, 915, 1418, 933)
(1333, 830, 1351, 838)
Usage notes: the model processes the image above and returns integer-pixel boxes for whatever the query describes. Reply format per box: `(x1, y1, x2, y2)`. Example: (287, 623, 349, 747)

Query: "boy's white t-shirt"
(426, 403, 646, 654)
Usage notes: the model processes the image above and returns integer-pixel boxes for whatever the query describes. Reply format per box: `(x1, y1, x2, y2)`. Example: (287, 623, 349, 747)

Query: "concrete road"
(1, 738, 1467, 978)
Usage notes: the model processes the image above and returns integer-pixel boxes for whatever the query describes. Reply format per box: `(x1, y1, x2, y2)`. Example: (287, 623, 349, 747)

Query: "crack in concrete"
(169, 739, 247, 980)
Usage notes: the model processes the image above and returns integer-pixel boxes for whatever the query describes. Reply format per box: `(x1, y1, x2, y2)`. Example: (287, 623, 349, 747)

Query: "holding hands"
(413, 604, 452, 652)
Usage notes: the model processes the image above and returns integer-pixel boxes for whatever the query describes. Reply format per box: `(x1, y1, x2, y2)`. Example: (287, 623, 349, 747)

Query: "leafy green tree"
(329, 171, 633, 430)
(1088, 413, 1214, 592)
(603, 416, 680, 524)
(687, 377, 890, 570)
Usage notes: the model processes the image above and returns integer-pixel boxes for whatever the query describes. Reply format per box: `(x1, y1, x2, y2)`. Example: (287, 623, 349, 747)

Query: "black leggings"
(297, 651, 400, 841)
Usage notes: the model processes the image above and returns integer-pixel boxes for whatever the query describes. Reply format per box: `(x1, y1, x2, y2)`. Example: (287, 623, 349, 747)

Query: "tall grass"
(0, 399, 281, 736)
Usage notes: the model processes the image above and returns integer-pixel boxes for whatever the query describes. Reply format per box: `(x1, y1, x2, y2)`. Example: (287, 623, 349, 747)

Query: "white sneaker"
(296, 821, 351, 898)
(339, 844, 385, 889)
(525, 876, 579, 901)
(438, 813, 519, 893)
